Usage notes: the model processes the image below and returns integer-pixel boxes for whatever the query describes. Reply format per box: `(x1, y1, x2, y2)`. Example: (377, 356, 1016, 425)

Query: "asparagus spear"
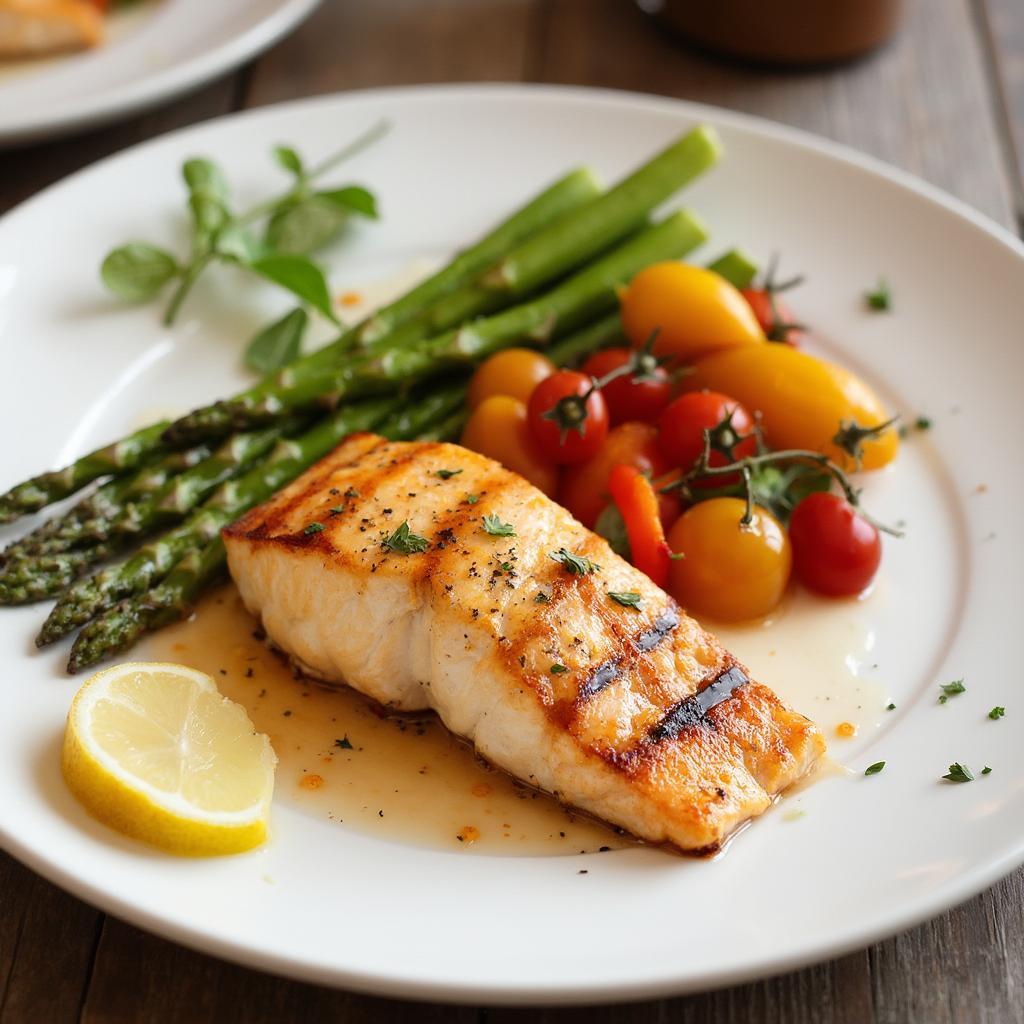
(166, 210, 706, 433)
(0, 545, 116, 606)
(162, 126, 721, 445)
(66, 383, 469, 671)
(0, 421, 171, 525)
(0, 445, 212, 568)
(39, 387, 473, 646)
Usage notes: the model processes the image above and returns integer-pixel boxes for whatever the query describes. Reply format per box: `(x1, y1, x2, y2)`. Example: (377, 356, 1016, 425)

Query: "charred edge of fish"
(576, 608, 680, 703)
(650, 666, 749, 742)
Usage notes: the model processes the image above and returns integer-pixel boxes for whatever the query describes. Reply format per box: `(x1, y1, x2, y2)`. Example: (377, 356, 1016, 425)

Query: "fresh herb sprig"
(550, 548, 601, 576)
(101, 121, 388, 368)
(383, 521, 429, 554)
(660, 412, 902, 536)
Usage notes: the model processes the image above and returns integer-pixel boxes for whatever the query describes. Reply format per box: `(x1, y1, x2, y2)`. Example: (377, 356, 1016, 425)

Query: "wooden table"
(2, 1, 1023, 1020)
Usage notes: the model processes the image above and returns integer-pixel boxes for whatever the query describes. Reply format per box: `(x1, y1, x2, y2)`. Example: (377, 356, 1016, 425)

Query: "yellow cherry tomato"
(667, 498, 791, 622)
(620, 262, 764, 362)
(684, 345, 898, 470)
(467, 347, 556, 410)
(460, 394, 559, 496)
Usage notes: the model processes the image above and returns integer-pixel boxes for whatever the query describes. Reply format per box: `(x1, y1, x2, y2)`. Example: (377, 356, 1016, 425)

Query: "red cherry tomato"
(788, 492, 882, 597)
(657, 390, 757, 474)
(740, 288, 803, 347)
(579, 348, 672, 426)
(527, 370, 609, 465)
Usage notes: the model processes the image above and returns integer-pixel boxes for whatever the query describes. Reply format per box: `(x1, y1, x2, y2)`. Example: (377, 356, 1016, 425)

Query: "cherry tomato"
(657, 391, 757, 474)
(467, 348, 556, 410)
(684, 345, 899, 470)
(460, 394, 559, 496)
(579, 348, 671, 425)
(620, 262, 764, 364)
(558, 422, 681, 530)
(607, 464, 672, 588)
(667, 498, 791, 621)
(527, 370, 609, 465)
(740, 288, 804, 346)
(788, 492, 882, 597)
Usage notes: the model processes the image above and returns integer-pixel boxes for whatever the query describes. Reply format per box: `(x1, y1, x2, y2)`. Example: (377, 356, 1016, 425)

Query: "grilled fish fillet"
(224, 435, 825, 852)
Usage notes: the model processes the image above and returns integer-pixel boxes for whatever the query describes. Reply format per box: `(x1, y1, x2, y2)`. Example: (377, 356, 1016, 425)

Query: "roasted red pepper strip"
(607, 463, 672, 589)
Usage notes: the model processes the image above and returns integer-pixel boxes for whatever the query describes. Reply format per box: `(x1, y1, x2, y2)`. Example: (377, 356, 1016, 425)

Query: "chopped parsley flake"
(864, 761, 886, 776)
(982, 766, 993, 775)
(435, 468, 462, 479)
(550, 547, 601, 576)
(989, 706, 1006, 720)
(886, 703, 896, 711)
(334, 737, 353, 750)
(938, 679, 966, 703)
(383, 521, 429, 554)
(865, 277, 892, 311)
(608, 591, 642, 609)
(465, 493, 480, 505)
(942, 762, 974, 784)
(482, 514, 516, 537)
(550, 663, 569, 674)
(344, 487, 359, 498)
(303, 522, 324, 535)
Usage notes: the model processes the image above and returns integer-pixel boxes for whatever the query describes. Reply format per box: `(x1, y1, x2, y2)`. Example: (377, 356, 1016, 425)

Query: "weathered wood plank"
(80, 916, 477, 1024)
(534, 0, 1015, 229)
(0, 852, 101, 1024)
(979, 0, 1024, 225)
(245, 0, 536, 106)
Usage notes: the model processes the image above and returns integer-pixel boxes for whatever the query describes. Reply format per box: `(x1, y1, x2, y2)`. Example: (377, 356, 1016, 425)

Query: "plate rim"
(0, 0, 323, 147)
(1, 82, 1023, 1004)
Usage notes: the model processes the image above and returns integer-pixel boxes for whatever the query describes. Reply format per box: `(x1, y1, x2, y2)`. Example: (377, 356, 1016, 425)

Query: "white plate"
(0, 0, 320, 146)
(0, 85, 1022, 1004)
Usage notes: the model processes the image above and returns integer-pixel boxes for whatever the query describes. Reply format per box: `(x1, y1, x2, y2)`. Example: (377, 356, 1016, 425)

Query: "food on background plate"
(62, 662, 276, 855)
(223, 435, 825, 852)
(0, 0, 128, 59)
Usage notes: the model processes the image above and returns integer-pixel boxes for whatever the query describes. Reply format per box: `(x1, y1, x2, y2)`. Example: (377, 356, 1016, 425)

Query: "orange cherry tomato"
(558, 422, 680, 531)
(620, 262, 764, 364)
(467, 347, 556, 410)
(683, 345, 898, 470)
(460, 394, 559, 496)
(607, 464, 672, 588)
(667, 498, 791, 622)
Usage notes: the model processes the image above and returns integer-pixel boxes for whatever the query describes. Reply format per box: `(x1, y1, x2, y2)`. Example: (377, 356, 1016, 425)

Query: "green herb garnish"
(550, 548, 601, 576)
(465, 493, 480, 505)
(303, 522, 324, 535)
(383, 521, 429, 554)
(334, 737, 353, 750)
(865, 277, 892, 311)
(942, 762, 974, 783)
(608, 591, 642, 609)
(864, 761, 885, 776)
(982, 766, 993, 775)
(989, 706, 1005, 720)
(938, 679, 966, 704)
(886, 703, 896, 711)
(482, 514, 516, 537)
(344, 487, 359, 498)
(550, 664, 569, 674)
(435, 468, 463, 479)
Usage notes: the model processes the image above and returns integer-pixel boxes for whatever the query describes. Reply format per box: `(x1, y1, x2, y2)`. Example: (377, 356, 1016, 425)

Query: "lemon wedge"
(62, 662, 276, 856)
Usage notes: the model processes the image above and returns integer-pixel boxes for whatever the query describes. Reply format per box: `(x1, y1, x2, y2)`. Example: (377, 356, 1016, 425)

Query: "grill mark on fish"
(575, 606, 679, 703)
(651, 665, 750, 741)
